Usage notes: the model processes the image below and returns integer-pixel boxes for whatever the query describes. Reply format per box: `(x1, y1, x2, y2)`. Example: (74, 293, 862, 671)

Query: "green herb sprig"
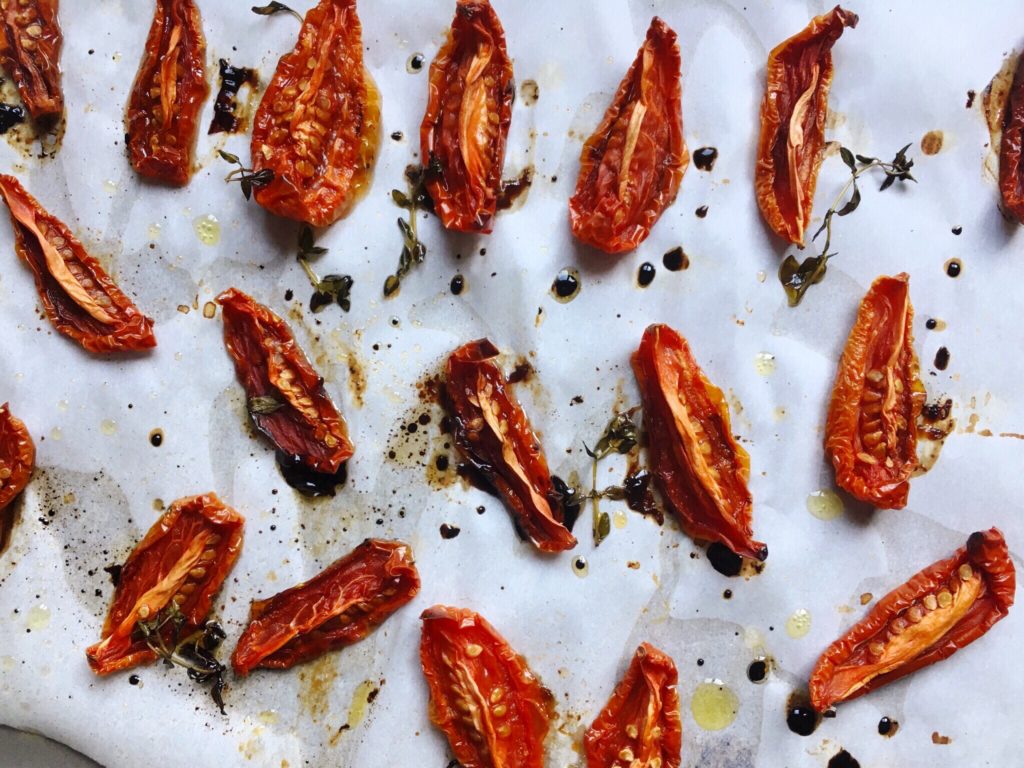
(218, 150, 274, 200)
(583, 407, 640, 546)
(779, 143, 917, 306)
(295, 226, 353, 313)
(251, 2, 302, 22)
(383, 166, 432, 298)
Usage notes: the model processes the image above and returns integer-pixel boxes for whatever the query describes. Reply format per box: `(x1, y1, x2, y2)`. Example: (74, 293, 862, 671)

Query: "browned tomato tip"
(0, 0, 64, 123)
(999, 52, 1024, 222)
(0, 402, 34, 522)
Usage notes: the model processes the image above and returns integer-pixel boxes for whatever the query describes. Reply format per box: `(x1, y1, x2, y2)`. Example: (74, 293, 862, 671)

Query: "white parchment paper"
(1, 1, 1022, 766)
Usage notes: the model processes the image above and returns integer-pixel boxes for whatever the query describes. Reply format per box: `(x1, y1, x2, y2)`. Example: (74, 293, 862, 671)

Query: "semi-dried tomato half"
(999, 52, 1024, 223)
(0, 403, 33, 551)
(125, 0, 208, 185)
(420, 605, 555, 768)
(445, 339, 577, 553)
(632, 324, 766, 561)
(0, 175, 156, 353)
(217, 288, 354, 488)
(420, 0, 514, 233)
(0, 0, 63, 123)
(251, 0, 381, 226)
(810, 528, 1015, 711)
(232, 539, 419, 675)
(584, 643, 682, 768)
(568, 17, 687, 254)
(824, 273, 926, 509)
(85, 493, 244, 675)
(755, 6, 858, 246)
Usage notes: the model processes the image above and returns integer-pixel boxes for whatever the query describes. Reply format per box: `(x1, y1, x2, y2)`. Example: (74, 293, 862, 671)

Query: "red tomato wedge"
(810, 528, 1015, 711)
(0, 402, 34, 552)
(632, 324, 766, 561)
(585, 643, 682, 768)
(0, 0, 64, 123)
(420, 0, 515, 233)
(825, 273, 926, 509)
(251, 0, 381, 226)
(999, 51, 1024, 222)
(85, 494, 244, 675)
(0, 174, 156, 353)
(125, 0, 209, 186)
(232, 539, 419, 675)
(569, 17, 688, 254)
(445, 339, 577, 553)
(420, 605, 555, 768)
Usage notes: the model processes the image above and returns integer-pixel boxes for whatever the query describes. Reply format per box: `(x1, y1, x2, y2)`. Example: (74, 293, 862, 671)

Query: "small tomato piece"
(420, 605, 555, 768)
(445, 339, 577, 553)
(755, 6, 858, 246)
(632, 324, 766, 560)
(569, 17, 687, 254)
(232, 539, 419, 674)
(810, 528, 1015, 711)
(0, 0, 63, 123)
(420, 0, 515, 233)
(825, 273, 926, 509)
(251, 0, 381, 226)
(125, 0, 209, 185)
(585, 643, 682, 768)
(999, 52, 1024, 223)
(85, 493, 244, 675)
(0, 402, 34, 552)
(0, 174, 156, 353)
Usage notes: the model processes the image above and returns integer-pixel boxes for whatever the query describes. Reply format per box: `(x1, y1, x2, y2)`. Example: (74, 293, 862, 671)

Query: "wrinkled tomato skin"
(445, 339, 577, 553)
(585, 643, 682, 768)
(999, 53, 1024, 223)
(251, 0, 381, 227)
(0, 403, 34, 551)
(0, 174, 156, 353)
(85, 493, 244, 675)
(632, 324, 766, 561)
(420, 0, 514, 233)
(420, 605, 555, 768)
(125, 0, 208, 186)
(217, 288, 353, 474)
(825, 273, 925, 509)
(568, 17, 687, 254)
(232, 539, 419, 675)
(0, 0, 63, 123)
(755, 6, 858, 246)
(810, 528, 1015, 711)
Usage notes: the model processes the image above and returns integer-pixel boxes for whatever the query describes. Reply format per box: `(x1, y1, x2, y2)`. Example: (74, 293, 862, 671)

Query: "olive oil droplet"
(27, 603, 51, 631)
(806, 490, 843, 520)
(346, 680, 377, 729)
(147, 223, 162, 239)
(193, 214, 221, 245)
(690, 681, 739, 730)
(612, 509, 627, 529)
(786, 608, 812, 639)
(754, 352, 776, 376)
(100, 419, 118, 436)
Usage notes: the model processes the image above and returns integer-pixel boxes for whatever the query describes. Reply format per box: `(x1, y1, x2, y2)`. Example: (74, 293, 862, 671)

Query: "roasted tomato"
(0, 174, 156, 353)
(0, 0, 63, 123)
(810, 528, 1015, 711)
(445, 339, 576, 553)
(233, 539, 419, 675)
(999, 52, 1024, 223)
(632, 324, 766, 560)
(420, 0, 514, 233)
(85, 493, 244, 675)
(824, 273, 925, 509)
(585, 643, 682, 768)
(420, 605, 555, 768)
(0, 402, 34, 551)
(755, 6, 858, 245)
(568, 17, 687, 254)
(251, 0, 381, 226)
(125, 0, 208, 185)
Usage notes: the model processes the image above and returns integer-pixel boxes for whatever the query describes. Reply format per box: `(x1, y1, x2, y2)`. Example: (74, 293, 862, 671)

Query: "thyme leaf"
(295, 226, 352, 313)
(249, 395, 285, 415)
(218, 150, 273, 200)
(251, 2, 302, 22)
(383, 167, 430, 298)
(584, 407, 640, 546)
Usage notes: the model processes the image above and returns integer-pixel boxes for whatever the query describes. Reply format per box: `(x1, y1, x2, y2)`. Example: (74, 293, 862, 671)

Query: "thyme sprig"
(251, 2, 302, 22)
(136, 603, 228, 714)
(218, 150, 274, 200)
(295, 226, 353, 313)
(583, 407, 640, 546)
(383, 165, 433, 298)
(779, 143, 917, 307)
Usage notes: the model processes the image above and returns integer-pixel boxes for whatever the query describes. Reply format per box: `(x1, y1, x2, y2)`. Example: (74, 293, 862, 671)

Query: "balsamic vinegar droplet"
(693, 146, 719, 171)
(934, 346, 950, 370)
(551, 268, 580, 303)
(944, 258, 962, 277)
(826, 749, 861, 768)
(707, 542, 742, 577)
(439, 523, 460, 539)
(450, 274, 465, 295)
(148, 429, 164, 447)
(638, 262, 656, 287)
(695, 205, 709, 218)
(276, 452, 347, 497)
(877, 716, 899, 737)
(746, 659, 768, 683)
(406, 53, 425, 73)
(663, 247, 689, 271)
(951, 225, 962, 235)
(786, 704, 821, 737)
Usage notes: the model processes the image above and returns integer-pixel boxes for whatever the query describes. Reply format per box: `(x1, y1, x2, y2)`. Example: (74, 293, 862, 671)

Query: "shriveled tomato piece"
(0, 0, 63, 123)
(85, 493, 244, 675)
(420, 0, 514, 233)
(999, 52, 1024, 223)
(0, 402, 33, 551)
(810, 528, 1015, 711)
(251, 0, 381, 226)
(568, 17, 687, 254)
(420, 605, 555, 768)
(233, 539, 419, 675)
(125, 0, 208, 185)
(755, 6, 858, 246)
(585, 643, 682, 768)
(825, 273, 926, 509)
(445, 339, 576, 553)
(632, 324, 766, 561)
(0, 174, 156, 353)
(217, 288, 353, 482)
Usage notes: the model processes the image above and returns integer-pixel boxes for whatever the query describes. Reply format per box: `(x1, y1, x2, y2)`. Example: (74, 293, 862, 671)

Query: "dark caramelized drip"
(507, 361, 533, 384)
(707, 542, 743, 577)
(276, 452, 347, 497)
(209, 59, 256, 134)
(0, 103, 26, 134)
(623, 471, 662, 524)
(496, 167, 534, 210)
